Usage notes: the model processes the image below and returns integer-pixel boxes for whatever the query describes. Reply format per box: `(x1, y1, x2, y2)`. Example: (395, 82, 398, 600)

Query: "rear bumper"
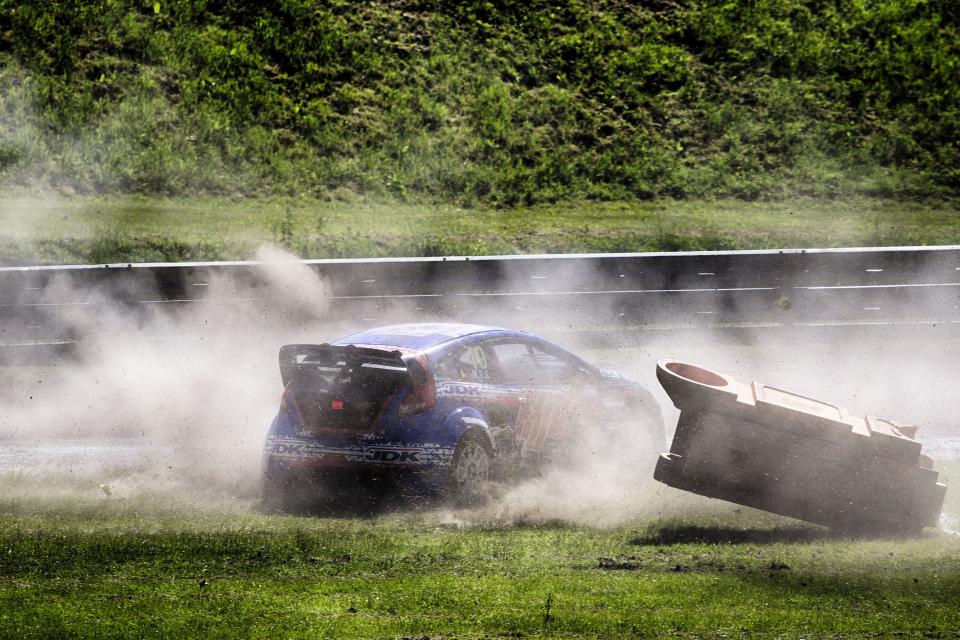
(263, 453, 452, 500)
(263, 435, 456, 471)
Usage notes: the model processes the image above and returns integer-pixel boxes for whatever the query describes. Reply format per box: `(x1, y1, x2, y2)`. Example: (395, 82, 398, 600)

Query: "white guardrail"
(1, 246, 959, 359)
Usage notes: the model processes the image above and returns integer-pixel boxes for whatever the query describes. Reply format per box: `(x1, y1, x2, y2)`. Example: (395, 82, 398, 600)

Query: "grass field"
(1, 463, 957, 638)
(1, 194, 958, 264)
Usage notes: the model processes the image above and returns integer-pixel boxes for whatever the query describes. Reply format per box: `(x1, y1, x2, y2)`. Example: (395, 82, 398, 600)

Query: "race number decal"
(459, 345, 490, 380)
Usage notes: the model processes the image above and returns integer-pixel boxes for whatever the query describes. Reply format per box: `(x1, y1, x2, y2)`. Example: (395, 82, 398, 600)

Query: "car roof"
(332, 323, 516, 351)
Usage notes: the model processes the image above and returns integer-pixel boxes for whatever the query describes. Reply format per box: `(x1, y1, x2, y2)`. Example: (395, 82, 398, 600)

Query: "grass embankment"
(1, 195, 958, 264)
(3, 2, 958, 264)
(1, 1, 958, 204)
(2, 464, 957, 638)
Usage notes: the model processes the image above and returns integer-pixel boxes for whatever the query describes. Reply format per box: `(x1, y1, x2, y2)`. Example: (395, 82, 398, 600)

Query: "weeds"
(542, 593, 553, 629)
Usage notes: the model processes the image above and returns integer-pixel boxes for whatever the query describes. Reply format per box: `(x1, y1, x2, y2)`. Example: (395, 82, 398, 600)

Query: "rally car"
(262, 323, 663, 511)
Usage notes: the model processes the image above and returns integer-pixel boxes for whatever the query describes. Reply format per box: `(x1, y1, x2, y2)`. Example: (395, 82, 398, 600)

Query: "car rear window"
(289, 350, 408, 430)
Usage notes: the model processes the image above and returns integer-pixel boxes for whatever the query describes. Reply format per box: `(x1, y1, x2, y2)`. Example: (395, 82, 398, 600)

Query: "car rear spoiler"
(278, 344, 412, 387)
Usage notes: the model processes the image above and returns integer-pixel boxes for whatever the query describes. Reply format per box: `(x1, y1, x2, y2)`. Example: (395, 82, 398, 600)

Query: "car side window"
(529, 346, 577, 381)
(436, 343, 494, 381)
(489, 342, 539, 384)
(489, 340, 587, 384)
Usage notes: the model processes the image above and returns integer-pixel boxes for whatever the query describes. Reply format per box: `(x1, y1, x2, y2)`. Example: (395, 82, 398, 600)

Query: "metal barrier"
(2, 246, 959, 358)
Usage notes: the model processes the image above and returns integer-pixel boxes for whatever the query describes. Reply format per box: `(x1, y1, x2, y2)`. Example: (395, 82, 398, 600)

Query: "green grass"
(1, 194, 958, 264)
(1, 462, 957, 638)
(1, 1, 958, 204)
(3, 1, 958, 265)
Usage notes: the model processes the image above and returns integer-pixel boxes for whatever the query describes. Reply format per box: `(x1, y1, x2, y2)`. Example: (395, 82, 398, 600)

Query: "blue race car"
(262, 323, 663, 511)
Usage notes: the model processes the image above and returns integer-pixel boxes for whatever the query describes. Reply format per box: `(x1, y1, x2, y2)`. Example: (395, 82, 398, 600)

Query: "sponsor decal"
(272, 442, 305, 456)
(364, 448, 422, 463)
(439, 382, 482, 397)
(266, 437, 453, 466)
(269, 439, 364, 462)
(436, 382, 519, 403)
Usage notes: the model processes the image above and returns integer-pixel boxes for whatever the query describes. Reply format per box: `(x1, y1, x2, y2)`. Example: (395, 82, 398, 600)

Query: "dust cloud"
(0, 246, 956, 529)
(0, 246, 336, 510)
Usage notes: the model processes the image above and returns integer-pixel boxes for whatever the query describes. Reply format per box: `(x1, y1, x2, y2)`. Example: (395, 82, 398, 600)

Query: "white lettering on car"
(266, 437, 453, 466)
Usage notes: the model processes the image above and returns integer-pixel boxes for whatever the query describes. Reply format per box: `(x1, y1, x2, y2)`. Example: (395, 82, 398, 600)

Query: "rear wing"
(278, 344, 412, 387)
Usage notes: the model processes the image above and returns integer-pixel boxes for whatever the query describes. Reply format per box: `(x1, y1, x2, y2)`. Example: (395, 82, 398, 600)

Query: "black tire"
(259, 461, 330, 515)
(260, 462, 294, 514)
(449, 433, 494, 506)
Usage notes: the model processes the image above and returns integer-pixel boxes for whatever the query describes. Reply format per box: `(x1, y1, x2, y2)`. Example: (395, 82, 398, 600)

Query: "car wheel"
(260, 463, 293, 514)
(260, 461, 327, 514)
(451, 434, 493, 506)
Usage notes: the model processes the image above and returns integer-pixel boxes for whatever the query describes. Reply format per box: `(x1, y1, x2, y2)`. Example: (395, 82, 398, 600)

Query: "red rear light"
(398, 355, 436, 417)
(330, 400, 344, 410)
(398, 378, 435, 416)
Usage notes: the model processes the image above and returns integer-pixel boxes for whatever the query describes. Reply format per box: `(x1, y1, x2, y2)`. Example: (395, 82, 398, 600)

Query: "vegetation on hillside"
(1, 1, 958, 205)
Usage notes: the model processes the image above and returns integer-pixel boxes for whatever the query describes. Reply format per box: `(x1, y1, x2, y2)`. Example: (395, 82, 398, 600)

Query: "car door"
(432, 338, 522, 437)
(485, 338, 592, 460)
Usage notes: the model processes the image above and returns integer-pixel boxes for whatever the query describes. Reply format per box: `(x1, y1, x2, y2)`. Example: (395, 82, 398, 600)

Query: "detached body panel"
(654, 360, 946, 534)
